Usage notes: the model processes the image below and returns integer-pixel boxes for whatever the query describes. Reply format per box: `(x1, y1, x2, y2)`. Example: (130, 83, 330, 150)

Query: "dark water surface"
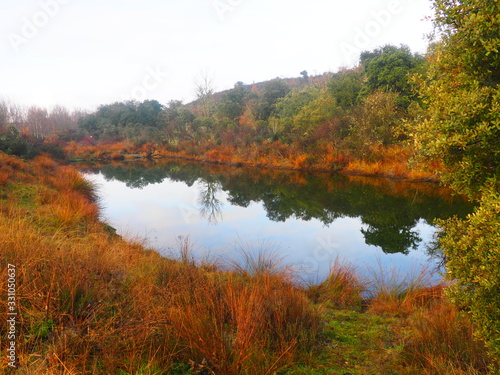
(81, 160, 474, 281)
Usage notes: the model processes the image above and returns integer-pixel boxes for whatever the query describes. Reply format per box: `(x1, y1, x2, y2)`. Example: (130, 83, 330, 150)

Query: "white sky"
(1, 0, 434, 111)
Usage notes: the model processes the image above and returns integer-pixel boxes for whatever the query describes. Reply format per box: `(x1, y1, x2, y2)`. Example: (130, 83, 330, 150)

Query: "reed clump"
(306, 258, 366, 309)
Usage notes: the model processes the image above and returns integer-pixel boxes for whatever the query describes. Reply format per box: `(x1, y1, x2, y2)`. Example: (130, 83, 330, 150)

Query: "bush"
(439, 181, 500, 371)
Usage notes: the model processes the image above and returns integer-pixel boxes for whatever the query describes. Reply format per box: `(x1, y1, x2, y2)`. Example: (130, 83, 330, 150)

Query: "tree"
(414, 1, 500, 370)
(215, 84, 251, 126)
(137, 100, 163, 127)
(0, 100, 9, 128)
(256, 78, 291, 121)
(271, 86, 321, 138)
(48, 105, 77, 132)
(26, 106, 49, 138)
(327, 69, 364, 110)
(194, 70, 216, 118)
(360, 45, 426, 108)
(348, 91, 402, 154)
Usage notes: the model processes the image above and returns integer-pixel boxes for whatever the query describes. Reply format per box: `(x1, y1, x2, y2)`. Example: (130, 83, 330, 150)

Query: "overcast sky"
(1, 0, 434, 111)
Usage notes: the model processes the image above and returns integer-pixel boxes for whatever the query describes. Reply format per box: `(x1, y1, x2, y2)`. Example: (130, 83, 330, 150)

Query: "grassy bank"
(63, 140, 440, 182)
(0, 153, 488, 374)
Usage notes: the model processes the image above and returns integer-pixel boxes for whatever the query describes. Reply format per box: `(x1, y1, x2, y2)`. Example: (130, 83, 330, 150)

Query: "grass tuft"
(306, 258, 366, 309)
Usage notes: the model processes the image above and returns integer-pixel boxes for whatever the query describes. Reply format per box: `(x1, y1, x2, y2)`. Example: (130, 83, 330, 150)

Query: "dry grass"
(0, 152, 487, 374)
(306, 258, 366, 309)
(366, 262, 444, 317)
(399, 302, 490, 374)
(0, 152, 322, 374)
(167, 270, 320, 375)
(362, 262, 490, 374)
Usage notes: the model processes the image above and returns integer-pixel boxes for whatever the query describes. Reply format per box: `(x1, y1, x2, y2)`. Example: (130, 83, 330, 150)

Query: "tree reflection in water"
(197, 179, 223, 224)
(81, 160, 475, 257)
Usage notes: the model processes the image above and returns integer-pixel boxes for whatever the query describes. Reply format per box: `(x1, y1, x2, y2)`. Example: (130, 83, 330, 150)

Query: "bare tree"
(26, 106, 49, 138)
(49, 105, 78, 131)
(194, 69, 216, 118)
(7, 102, 26, 129)
(0, 99, 9, 127)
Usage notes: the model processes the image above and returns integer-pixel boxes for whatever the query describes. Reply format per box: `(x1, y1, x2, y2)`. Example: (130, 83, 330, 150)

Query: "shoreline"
(70, 151, 441, 184)
(0, 151, 487, 374)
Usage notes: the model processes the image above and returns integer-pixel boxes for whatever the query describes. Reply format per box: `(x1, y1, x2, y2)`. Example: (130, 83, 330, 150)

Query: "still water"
(81, 160, 474, 281)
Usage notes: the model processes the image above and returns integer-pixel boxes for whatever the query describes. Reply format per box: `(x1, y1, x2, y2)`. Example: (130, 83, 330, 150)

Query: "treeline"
(67, 44, 430, 178)
(0, 45, 431, 178)
(0, 100, 84, 158)
(0, 100, 83, 137)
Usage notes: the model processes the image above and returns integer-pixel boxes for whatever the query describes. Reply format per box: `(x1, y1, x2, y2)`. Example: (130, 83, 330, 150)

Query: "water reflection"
(197, 180, 223, 224)
(80, 160, 474, 258)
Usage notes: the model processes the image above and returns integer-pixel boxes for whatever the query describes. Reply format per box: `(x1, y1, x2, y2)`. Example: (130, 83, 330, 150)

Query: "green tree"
(361, 45, 426, 108)
(78, 100, 164, 141)
(256, 78, 291, 121)
(348, 91, 402, 154)
(136, 100, 163, 127)
(271, 86, 321, 138)
(292, 88, 340, 138)
(160, 100, 195, 141)
(327, 69, 364, 110)
(215, 84, 252, 126)
(414, 1, 500, 370)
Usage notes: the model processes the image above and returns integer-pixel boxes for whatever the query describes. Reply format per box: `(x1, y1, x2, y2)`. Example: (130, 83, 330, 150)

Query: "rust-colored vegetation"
(0, 153, 487, 374)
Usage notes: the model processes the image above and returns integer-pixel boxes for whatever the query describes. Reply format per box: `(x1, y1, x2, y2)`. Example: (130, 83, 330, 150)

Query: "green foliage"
(0, 127, 34, 157)
(161, 100, 196, 140)
(78, 100, 164, 140)
(215, 84, 253, 126)
(30, 319, 55, 340)
(414, 2, 500, 196)
(292, 88, 340, 138)
(326, 69, 364, 110)
(256, 78, 291, 121)
(414, 0, 500, 370)
(270, 86, 321, 139)
(0, 126, 64, 159)
(440, 181, 500, 371)
(361, 44, 426, 108)
(347, 91, 403, 154)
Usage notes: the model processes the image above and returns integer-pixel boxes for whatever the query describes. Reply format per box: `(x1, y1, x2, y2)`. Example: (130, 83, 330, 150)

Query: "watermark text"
(6, 264, 17, 368)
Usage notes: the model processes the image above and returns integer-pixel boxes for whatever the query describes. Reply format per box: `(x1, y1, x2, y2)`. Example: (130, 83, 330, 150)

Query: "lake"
(81, 159, 474, 282)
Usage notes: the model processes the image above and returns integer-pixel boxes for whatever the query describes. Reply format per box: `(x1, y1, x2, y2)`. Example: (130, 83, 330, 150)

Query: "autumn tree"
(414, 1, 500, 370)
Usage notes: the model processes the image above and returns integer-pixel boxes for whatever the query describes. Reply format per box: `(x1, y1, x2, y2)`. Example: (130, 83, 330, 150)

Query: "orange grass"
(399, 302, 489, 374)
(366, 262, 445, 317)
(307, 258, 366, 309)
(0, 152, 322, 374)
(63, 138, 439, 182)
(0, 152, 485, 374)
(167, 271, 320, 374)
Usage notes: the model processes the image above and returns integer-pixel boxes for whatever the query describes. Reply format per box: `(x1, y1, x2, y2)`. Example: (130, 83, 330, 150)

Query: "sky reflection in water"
(82, 161, 473, 281)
